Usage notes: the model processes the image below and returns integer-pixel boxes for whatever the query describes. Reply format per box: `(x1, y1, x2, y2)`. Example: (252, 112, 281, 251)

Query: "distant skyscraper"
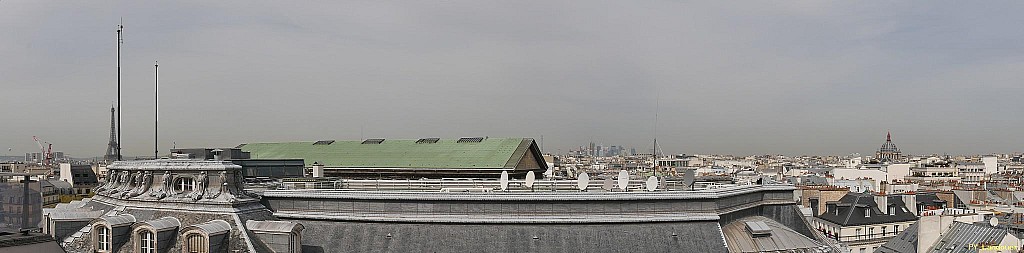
(875, 132, 902, 162)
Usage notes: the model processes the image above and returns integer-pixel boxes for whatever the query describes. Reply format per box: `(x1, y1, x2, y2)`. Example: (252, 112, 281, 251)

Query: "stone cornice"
(260, 184, 796, 201)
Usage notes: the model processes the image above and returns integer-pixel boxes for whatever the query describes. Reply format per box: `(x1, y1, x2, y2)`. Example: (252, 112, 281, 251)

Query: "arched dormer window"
(186, 233, 206, 253)
(139, 230, 156, 253)
(92, 214, 136, 253)
(181, 220, 231, 253)
(131, 217, 180, 253)
(97, 225, 111, 252)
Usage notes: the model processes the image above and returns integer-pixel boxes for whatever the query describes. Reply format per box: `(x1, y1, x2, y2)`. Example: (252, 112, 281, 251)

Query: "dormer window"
(97, 226, 110, 251)
(865, 209, 870, 217)
(140, 230, 156, 253)
(186, 233, 206, 253)
(889, 206, 896, 215)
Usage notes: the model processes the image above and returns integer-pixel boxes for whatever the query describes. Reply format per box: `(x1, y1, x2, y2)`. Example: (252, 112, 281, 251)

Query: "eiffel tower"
(104, 106, 120, 161)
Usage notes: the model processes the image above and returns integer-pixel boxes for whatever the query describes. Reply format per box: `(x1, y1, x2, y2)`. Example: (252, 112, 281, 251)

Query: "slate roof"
(1012, 192, 1024, 204)
(875, 221, 920, 253)
(952, 190, 977, 205)
(246, 220, 302, 233)
(240, 138, 545, 170)
(192, 220, 232, 236)
(99, 214, 136, 227)
(927, 222, 1008, 253)
(293, 220, 727, 253)
(817, 193, 917, 226)
(0, 231, 65, 253)
(721, 216, 828, 253)
(915, 193, 946, 206)
(44, 179, 71, 189)
(141, 217, 181, 232)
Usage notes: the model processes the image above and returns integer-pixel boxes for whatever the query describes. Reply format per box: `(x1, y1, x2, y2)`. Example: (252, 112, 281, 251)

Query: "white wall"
(983, 156, 998, 174)
(833, 167, 887, 190)
(887, 164, 913, 182)
(58, 163, 73, 184)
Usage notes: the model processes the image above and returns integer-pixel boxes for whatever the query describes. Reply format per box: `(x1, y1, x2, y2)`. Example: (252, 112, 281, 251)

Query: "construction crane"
(32, 136, 53, 166)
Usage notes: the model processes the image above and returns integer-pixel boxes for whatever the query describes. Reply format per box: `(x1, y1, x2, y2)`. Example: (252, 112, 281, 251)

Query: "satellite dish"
(682, 169, 695, 190)
(617, 170, 629, 191)
(645, 176, 659, 192)
(990, 217, 999, 227)
(602, 178, 614, 190)
(577, 173, 590, 191)
(525, 171, 536, 188)
(499, 171, 509, 191)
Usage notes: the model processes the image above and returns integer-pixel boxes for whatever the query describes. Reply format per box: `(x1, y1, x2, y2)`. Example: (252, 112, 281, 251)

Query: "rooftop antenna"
(652, 91, 659, 174)
(540, 135, 544, 153)
(116, 18, 124, 161)
(154, 61, 159, 159)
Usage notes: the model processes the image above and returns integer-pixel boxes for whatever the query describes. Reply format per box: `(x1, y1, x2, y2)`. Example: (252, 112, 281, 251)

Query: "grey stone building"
(43, 160, 301, 253)
(42, 159, 834, 253)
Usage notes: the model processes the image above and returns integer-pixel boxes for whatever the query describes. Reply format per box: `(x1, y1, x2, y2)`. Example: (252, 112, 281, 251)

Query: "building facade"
(809, 193, 918, 253)
(43, 159, 834, 253)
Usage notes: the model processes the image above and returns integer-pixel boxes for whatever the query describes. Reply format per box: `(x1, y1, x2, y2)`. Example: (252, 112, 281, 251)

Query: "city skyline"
(3, 1, 1024, 157)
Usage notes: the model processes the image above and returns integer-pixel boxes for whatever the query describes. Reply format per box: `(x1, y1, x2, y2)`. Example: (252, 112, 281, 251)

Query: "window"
(457, 137, 484, 143)
(416, 138, 439, 144)
(98, 226, 110, 251)
(868, 227, 874, 238)
(865, 209, 870, 217)
(312, 140, 335, 145)
(186, 233, 206, 253)
(140, 230, 156, 253)
(882, 226, 887, 236)
(894, 225, 900, 234)
(176, 177, 195, 193)
(361, 138, 385, 144)
(856, 228, 862, 240)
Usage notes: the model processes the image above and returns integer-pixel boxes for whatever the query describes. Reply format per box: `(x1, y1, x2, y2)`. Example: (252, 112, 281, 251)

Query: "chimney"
(875, 195, 889, 215)
(903, 194, 918, 215)
(312, 162, 324, 178)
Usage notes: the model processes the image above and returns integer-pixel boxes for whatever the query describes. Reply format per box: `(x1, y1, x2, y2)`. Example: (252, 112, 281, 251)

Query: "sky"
(2, 1, 1023, 158)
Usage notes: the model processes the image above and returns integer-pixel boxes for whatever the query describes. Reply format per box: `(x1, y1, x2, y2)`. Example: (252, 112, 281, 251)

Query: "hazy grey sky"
(2, 1, 1023, 157)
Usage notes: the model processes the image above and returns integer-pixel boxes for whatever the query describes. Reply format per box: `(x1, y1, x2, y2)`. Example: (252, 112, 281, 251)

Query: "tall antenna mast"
(116, 18, 124, 161)
(154, 61, 159, 159)
(653, 93, 659, 174)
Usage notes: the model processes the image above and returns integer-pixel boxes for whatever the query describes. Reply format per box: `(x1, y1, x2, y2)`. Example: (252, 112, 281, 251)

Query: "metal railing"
(275, 178, 748, 192)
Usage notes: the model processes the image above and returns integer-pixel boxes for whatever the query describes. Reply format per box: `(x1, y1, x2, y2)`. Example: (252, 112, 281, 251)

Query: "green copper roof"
(240, 138, 534, 169)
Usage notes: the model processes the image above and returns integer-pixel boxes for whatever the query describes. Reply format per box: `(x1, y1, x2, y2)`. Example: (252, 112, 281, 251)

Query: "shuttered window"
(186, 233, 207, 253)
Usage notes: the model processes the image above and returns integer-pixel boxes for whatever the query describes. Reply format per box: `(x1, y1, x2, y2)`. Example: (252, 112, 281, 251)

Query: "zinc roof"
(240, 138, 536, 169)
(723, 216, 827, 253)
(876, 222, 920, 253)
(928, 222, 1008, 253)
